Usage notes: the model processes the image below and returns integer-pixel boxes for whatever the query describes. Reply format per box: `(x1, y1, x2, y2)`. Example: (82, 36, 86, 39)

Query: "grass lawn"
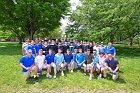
(0, 42, 140, 93)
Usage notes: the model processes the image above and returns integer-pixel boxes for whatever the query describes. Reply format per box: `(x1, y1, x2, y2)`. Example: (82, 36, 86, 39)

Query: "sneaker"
(61, 71, 64, 76)
(71, 70, 73, 73)
(98, 74, 102, 79)
(84, 73, 86, 77)
(46, 74, 52, 78)
(33, 77, 39, 82)
(54, 75, 56, 79)
(89, 77, 92, 80)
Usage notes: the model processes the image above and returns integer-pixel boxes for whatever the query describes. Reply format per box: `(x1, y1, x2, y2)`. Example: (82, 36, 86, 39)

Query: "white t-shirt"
(35, 55, 45, 69)
(93, 46, 99, 54)
(22, 43, 29, 54)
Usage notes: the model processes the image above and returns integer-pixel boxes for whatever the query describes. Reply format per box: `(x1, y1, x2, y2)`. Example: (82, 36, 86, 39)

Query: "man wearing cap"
(19, 49, 39, 82)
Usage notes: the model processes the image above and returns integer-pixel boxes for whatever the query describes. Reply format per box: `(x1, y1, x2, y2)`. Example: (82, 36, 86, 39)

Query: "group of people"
(19, 38, 119, 82)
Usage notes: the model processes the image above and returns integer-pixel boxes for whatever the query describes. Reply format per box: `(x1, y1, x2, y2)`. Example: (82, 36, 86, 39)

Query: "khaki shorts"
(83, 63, 92, 70)
(56, 63, 66, 71)
(23, 66, 36, 78)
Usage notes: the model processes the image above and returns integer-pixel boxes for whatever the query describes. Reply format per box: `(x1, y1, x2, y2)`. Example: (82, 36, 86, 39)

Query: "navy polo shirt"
(105, 57, 119, 70)
(45, 54, 55, 64)
(64, 53, 73, 64)
(19, 55, 35, 72)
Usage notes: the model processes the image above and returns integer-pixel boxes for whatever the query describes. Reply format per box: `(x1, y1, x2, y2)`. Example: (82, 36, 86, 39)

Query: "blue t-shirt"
(98, 46, 106, 53)
(45, 54, 55, 64)
(54, 53, 64, 66)
(35, 43, 42, 54)
(19, 55, 35, 72)
(27, 44, 35, 54)
(64, 53, 73, 64)
(93, 53, 99, 64)
(76, 53, 85, 64)
(105, 46, 116, 55)
(72, 53, 77, 63)
(104, 57, 119, 70)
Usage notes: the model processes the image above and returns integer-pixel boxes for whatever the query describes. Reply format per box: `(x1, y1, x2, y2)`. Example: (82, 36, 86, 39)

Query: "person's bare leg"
(52, 63, 56, 78)
(34, 66, 39, 76)
(89, 65, 94, 80)
(61, 63, 65, 76)
(46, 65, 52, 78)
(70, 61, 74, 72)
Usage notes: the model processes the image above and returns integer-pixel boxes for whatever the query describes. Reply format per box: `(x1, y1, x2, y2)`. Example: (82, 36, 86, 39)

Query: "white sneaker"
(71, 70, 73, 73)
(46, 74, 52, 78)
(84, 73, 86, 77)
(61, 71, 64, 76)
(89, 77, 92, 80)
(54, 75, 56, 79)
(98, 74, 102, 78)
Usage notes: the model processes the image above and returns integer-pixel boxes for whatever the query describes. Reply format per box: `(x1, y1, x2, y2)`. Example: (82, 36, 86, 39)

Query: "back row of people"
(22, 38, 116, 57)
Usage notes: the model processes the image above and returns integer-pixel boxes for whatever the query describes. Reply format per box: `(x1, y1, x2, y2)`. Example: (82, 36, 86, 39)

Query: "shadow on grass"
(106, 73, 126, 84)
(0, 42, 22, 55)
(115, 45, 140, 57)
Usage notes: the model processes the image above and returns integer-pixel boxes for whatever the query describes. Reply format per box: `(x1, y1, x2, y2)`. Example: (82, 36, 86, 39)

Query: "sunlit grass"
(0, 42, 140, 93)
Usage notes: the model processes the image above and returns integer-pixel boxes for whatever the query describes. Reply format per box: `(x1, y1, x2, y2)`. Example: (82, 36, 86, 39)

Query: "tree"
(0, 0, 69, 42)
(66, 0, 140, 45)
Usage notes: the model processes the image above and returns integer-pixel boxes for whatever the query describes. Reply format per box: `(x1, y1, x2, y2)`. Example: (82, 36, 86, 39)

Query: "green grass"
(0, 42, 140, 93)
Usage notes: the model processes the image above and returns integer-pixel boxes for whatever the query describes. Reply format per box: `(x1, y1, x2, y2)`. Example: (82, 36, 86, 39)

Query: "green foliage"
(0, 0, 69, 39)
(66, 0, 140, 44)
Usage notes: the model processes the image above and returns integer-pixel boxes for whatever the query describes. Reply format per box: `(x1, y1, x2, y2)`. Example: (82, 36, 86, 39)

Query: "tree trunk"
(129, 37, 133, 46)
(110, 36, 114, 43)
(18, 36, 23, 44)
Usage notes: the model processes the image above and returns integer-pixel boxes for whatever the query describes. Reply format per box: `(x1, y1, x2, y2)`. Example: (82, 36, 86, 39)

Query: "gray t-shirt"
(85, 54, 94, 64)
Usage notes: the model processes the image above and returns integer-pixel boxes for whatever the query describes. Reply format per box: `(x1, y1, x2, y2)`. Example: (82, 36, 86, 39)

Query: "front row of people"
(19, 48, 119, 82)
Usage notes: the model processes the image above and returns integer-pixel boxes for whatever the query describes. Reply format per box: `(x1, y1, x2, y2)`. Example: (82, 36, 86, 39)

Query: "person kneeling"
(35, 49, 52, 79)
(76, 48, 85, 70)
(104, 52, 119, 80)
(19, 49, 39, 82)
(54, 48, 65, 76)
(83, 49, 94, 80)
(97, 52, 106, 78)
(45, 49, 56, 78)
(64, 49, 74, 72)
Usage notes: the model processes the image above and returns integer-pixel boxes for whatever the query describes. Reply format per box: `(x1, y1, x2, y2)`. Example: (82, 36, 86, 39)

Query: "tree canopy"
(0, 0, 69, 43)
(66, 0, 140, 45)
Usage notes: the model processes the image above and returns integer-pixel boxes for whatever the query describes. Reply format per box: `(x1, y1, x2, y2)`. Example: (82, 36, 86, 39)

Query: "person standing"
(105, 42, 116, 57)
